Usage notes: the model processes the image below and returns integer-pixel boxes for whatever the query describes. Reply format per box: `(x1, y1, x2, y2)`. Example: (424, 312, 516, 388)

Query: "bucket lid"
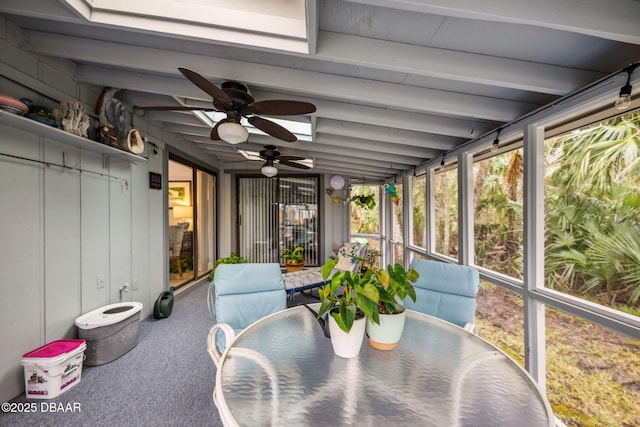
(75, 301, 143, 329)
(22, 339, 86, 359)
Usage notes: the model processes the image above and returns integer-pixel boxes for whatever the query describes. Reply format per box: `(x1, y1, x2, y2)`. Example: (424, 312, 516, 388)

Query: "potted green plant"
(366, 263, 419, 350)
(317, 258, 380, 358)
(350, 193, 376, 210)
(208, 252, 247, 281)
(360, 247, 381, 274)
(282, 246, 305, 272)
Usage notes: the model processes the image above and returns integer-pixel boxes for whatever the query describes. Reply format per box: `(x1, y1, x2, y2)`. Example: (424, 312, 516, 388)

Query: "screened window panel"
(391, 182, 404, 266)
(279, 177, 318, 266)
(238, 176, 319, 266)
(410, 174, 426, 249)
(239, 178, 279, 263)
(434, 167, 459, 260)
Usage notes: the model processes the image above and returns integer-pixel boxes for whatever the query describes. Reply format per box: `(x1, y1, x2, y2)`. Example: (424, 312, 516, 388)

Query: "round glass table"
(215, 304, 554, 427)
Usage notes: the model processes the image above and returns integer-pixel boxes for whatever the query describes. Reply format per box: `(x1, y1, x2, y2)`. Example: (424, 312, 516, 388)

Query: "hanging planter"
(350, 194, 376, 210)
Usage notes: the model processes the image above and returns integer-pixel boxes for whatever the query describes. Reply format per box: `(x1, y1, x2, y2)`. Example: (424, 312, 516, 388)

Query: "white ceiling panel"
(1, 0, 638, 180)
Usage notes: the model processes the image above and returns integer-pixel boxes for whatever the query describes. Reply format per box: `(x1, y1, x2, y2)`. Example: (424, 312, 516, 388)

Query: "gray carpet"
(2, 282, 220, 427)
(1, 282, 318, 427)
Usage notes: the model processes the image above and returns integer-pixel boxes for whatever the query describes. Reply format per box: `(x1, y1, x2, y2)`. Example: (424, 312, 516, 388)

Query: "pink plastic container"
(21, 339, 86, 399)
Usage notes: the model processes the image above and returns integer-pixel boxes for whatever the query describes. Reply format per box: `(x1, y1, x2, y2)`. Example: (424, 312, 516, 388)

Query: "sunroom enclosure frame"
(378, 65, 640, 394)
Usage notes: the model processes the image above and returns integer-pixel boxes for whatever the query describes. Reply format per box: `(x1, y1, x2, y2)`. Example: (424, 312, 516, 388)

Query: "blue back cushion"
(214, 263, 286, 331)
(404, 259, 479, 328)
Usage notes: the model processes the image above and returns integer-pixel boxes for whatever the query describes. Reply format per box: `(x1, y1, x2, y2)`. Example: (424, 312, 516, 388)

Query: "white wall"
(0, 16, 219, 402)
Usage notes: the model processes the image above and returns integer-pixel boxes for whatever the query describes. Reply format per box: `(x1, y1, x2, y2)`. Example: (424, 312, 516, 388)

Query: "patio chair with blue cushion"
(207, 263, 286, 367)
(404, 259, 483, 333)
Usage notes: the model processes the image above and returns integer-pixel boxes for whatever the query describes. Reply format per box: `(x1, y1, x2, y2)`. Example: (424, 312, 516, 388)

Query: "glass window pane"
(239, 177, 279, 263)
(473, 149, 523, 278)
(196, 170, 215, 277)
(279, 176, 318, 266)
(544, 108, 640, 312)
(238, 176, 319, 266)
(545, 306, 640, 426)
(410, 174, 426, 248)
(390, 182, 404, 266)
(350, 184, 381, 265)
(350, 184, 380, 235)
(168, 160, 194, 288)
(433, 166, 458, 259)
(475, 282, 525, 364)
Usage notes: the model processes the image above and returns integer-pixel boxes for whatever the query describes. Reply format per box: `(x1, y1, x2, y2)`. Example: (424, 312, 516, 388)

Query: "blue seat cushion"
(404, 259, 479, 328)
(405, 288, 477, 328)
(213, 263, 286, 330)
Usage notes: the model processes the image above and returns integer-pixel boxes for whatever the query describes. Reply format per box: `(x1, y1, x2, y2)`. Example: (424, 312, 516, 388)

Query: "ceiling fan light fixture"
(218, 121, 248, 144)
(261, 160, 278, 177)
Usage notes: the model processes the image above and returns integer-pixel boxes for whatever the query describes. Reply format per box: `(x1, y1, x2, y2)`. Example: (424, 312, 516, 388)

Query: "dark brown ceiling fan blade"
(178, 67, 233, 106)
(278, 159, 311, 169)
(134, 106, 216, 111)
(210, 119, 227, 140)
(250, 100, 316, 116)
(248, 116, 297, 142)
(278, 155, 306, 162)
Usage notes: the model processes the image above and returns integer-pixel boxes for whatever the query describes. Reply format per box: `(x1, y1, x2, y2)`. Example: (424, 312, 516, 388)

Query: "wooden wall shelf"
(0, 110, 147, 163)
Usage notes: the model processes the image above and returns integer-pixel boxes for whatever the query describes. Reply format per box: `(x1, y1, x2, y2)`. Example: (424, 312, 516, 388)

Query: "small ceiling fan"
(135, 67, 316, 144)
(258, 145, 310, 177)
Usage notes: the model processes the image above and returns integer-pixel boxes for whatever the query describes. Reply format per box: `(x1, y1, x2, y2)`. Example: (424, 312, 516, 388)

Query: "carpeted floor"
(1, 282, 318, 427)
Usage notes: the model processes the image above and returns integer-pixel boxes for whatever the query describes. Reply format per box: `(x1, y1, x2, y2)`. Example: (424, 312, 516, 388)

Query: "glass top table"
(215, 304, 554, 427)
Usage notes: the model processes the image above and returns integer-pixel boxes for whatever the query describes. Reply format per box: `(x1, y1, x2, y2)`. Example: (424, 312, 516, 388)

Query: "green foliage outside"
(434, 168, 459, 258)
(473, 149, 524, 278)
(462, 109, 640, 309)
(350, 185, 380, 235)
(411, 175, 426, 247)
(545, 110, 640, 307)
(208, 252, 247, 281)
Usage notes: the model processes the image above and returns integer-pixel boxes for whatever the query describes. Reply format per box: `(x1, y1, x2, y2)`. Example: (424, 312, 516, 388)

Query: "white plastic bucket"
(21, 339, 86, 399)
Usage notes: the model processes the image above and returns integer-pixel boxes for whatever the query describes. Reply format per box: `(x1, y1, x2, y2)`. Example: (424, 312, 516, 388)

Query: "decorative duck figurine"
(383, 182, 399, 205)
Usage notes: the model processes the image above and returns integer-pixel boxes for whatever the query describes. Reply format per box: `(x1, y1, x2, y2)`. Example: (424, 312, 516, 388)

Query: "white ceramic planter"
(328, 315, 366, 358)
(366, 309, 406, 350)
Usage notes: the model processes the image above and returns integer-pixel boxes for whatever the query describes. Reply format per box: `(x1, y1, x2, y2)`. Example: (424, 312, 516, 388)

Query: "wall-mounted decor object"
(149, 172, 162, 190)
(329, 175, 345, 190)
(168, 181, 191, 206)
(383, 182, 399, 205)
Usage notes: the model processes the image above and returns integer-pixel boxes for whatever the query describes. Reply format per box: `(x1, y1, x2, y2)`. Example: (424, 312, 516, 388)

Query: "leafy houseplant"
(318, 258, 381, 331)
(208, 252, 247, 281)
(316, 258, 381, 357)
(350, 193, 376, 210)
(366, 263, 419, 350)
(282, 246, 305, 272)
(375, 263, 419, 315)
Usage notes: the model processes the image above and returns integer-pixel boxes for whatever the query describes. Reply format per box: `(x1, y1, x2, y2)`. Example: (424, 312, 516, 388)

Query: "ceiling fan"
(135, 67, 316, 144)
(258, 145, 310, 177)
